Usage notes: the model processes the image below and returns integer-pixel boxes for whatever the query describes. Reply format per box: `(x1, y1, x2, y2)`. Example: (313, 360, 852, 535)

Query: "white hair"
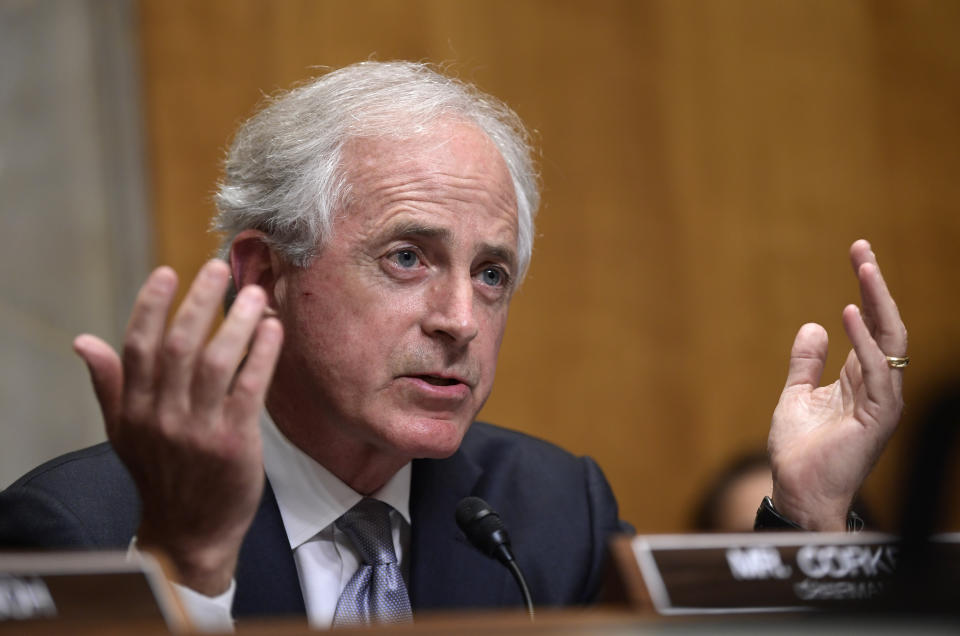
(213, 61, 540, 280)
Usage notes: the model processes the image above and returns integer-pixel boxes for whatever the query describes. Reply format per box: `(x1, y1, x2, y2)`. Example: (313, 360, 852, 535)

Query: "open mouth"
(417, 375, 460, 387)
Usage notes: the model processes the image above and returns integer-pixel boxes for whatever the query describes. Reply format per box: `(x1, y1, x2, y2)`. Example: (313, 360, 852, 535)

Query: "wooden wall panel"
(138, 0, 960, 532)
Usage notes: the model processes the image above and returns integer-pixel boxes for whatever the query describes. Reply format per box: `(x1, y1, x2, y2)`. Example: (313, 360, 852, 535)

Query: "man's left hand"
(768, 239, 907, 531)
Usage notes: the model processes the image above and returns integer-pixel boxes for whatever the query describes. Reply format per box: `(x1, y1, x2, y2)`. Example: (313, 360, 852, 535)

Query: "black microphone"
(455, 496, 535, 619)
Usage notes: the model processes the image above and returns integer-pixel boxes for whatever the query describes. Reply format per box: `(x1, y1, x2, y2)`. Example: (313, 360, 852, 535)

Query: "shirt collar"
(260, 411, 412, 550)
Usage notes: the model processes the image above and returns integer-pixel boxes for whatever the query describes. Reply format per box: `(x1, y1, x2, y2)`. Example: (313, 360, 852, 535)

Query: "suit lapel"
(230, 441, 516, 616)
(408, 447, 513, 610)
(233, 478, 306, 618)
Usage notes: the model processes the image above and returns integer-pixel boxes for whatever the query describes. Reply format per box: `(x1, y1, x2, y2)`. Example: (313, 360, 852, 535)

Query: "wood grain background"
(137, 0, 960, 533)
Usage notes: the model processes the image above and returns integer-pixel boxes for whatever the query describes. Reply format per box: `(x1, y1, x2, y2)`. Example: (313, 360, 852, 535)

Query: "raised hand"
(73, 260, 283, 594)
(768, 240, 907, 531)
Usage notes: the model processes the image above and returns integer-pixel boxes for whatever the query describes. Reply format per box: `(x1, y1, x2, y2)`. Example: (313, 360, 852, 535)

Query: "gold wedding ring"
(885, 355, 910, 369)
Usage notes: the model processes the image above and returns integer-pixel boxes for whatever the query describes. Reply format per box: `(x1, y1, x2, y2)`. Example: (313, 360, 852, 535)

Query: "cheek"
(477, 308, 510, 372)
(287, 283, 421, 378)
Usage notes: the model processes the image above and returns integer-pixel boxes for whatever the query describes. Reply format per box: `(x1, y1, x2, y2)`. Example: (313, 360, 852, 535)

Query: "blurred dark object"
(885, 378, 960, 612)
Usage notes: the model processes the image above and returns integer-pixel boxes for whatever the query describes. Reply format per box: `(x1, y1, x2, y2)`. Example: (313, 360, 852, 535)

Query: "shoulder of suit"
(0, 442, 140, 548)
(5, 442, 124, 490)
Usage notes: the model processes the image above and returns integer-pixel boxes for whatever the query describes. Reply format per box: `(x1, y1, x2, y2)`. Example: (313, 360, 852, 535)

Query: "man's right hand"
(73, 260, 283, 596)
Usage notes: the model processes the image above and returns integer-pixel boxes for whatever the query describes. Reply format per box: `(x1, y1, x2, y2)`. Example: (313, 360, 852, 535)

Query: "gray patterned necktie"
(332, 498, 413, 627)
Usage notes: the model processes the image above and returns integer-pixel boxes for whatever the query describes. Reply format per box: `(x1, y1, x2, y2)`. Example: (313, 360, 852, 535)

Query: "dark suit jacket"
(0, 422, 628, 618)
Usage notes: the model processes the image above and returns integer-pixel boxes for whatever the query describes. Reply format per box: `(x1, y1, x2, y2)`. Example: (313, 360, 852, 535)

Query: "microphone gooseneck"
(455, 496, 535, 620)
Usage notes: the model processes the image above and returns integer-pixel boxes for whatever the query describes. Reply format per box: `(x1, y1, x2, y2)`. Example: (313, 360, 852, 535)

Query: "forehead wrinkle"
(430, 170, 518, 212)
(369, 183, 517, 229)
(341, 122, 519, 265)
(345, 129, 518, 220)
(373, 170, 509, 199)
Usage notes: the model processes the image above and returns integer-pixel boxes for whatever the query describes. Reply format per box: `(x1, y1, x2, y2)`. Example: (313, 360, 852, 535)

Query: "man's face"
(270, 119, 518, 463)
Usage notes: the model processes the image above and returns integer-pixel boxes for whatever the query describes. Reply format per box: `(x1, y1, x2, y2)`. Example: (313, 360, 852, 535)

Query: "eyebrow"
(390, 220, 450, 242)
(386, 220, 518, 271)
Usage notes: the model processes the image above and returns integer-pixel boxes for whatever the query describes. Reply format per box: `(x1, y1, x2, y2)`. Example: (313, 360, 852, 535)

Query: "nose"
(422, 274, 479, 346)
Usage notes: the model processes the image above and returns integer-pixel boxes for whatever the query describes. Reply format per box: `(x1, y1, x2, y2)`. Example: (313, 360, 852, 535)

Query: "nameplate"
(0, 551, 187, 630)
(611, 532, 960, 616)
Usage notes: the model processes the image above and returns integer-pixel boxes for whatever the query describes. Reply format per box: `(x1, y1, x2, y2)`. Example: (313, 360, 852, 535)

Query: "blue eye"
(394, 249, 419, 268)
(480, 267, 505, 287)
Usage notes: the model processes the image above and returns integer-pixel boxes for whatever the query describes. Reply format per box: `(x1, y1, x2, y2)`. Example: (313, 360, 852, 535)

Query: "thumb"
(73, 334, 123, 433)
(784, 323, 829, 389)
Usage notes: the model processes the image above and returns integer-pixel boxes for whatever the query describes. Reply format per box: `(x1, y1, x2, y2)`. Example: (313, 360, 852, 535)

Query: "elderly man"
(0, 62, 907, 628)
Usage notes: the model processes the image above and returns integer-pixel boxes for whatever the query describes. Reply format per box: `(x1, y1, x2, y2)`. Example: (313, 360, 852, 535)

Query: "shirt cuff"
(127, 536, 236, 632)
(171, 578, 236, 632)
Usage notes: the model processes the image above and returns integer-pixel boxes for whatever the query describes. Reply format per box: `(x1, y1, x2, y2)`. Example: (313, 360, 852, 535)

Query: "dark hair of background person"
(691, 451, 875, 532)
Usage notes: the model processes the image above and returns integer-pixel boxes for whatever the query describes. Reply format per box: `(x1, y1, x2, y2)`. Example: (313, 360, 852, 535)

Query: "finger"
(192, 284, 269, 414)
(849, 240, 907, 357)
(74, 334, 123, 436)
(122, 267, 178, 412)
(837, 348, 862, 414)
(157, 261, 231, 402)
(849, 239, 878, 333)
(784, 323, 829, 389)
(225, 317, 284, 423)
(857, 262, 908, 356)
(842, 304, 901, 405)
(840, 348, 863, 389)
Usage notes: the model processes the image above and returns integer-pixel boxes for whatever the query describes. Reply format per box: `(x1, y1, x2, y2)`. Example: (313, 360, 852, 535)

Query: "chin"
(384, 415, 472, 460)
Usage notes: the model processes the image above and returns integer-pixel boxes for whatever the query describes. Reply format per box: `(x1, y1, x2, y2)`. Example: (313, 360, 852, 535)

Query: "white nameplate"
(0, 551, 187, 630)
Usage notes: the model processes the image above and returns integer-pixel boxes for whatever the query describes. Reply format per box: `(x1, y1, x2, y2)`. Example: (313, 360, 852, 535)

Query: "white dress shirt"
(173, 411, 412, 631)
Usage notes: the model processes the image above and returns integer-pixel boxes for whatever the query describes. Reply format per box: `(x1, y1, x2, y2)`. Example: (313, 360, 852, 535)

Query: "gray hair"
(213, 61, 540, 280)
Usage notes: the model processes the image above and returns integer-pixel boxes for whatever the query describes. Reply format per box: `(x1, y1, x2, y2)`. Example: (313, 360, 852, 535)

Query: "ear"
(229, 230, 284, 311)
